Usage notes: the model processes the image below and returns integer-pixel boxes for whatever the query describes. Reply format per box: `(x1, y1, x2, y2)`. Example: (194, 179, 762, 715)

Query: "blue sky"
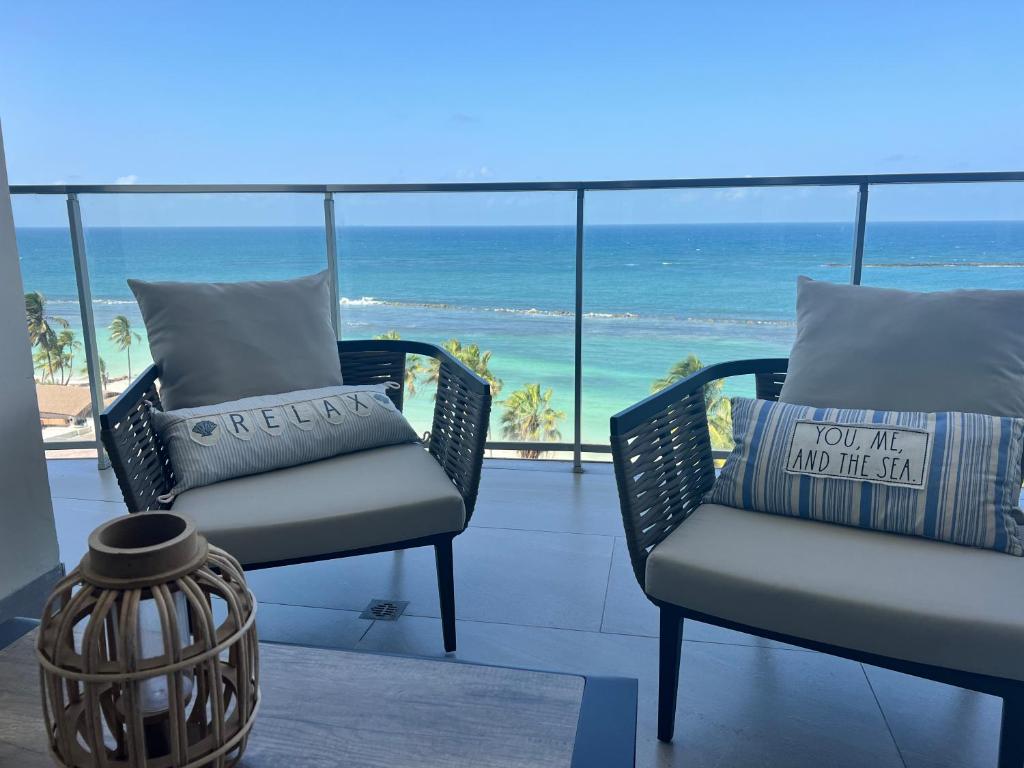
(2, 1, 1023, 225)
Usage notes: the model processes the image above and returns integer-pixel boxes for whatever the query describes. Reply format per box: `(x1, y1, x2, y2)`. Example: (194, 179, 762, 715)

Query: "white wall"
(0, 120, 60, 616)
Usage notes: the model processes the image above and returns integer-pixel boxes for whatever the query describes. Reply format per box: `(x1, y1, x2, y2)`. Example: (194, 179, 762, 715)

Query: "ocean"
(15, 222, 1024, 445)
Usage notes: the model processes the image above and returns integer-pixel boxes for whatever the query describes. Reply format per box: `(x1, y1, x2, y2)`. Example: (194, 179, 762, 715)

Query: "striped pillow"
(149, 384, 420, 502)
(705, 397, 1024, 555)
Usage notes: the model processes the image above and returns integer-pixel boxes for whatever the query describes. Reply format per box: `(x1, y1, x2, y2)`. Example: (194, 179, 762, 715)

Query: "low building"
(35, 383, 95, 427)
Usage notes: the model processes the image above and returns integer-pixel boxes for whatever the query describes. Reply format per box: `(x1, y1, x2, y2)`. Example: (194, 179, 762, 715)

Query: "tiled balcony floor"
(48, 458, 1001, 768)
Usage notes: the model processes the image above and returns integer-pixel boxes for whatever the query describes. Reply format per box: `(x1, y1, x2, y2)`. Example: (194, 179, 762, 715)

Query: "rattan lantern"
(36, 512, 260, 768)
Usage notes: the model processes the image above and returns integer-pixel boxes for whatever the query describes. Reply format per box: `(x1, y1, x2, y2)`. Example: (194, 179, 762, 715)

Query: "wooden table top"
(0, 623, 636, 767)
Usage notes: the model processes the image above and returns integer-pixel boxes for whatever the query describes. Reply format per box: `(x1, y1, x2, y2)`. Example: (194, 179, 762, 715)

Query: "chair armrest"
(609, 358, 788, 590)
(338, 339, 492, 524)
(99, 365, 175, 512)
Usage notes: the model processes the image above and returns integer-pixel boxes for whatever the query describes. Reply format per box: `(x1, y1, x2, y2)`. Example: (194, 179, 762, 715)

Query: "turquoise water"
(16, 222, 1024, 444)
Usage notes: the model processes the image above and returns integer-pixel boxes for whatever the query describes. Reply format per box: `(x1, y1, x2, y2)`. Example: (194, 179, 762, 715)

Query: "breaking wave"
(48, 294, 794, 327)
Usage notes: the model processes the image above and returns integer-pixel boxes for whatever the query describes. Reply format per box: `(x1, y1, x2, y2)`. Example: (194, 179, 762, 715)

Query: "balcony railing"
(11, 171, 1024, 469)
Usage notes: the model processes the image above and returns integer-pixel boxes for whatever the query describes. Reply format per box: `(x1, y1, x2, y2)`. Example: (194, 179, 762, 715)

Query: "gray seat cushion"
(129, 271, 342, 410)
(779, 277, 1024, 417)
(646, 503, 1024, 681)
(171, 443, 465, 564)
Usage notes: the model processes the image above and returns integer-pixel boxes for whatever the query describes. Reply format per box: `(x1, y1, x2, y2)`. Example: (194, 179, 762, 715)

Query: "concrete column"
(0, 120, 62, 621)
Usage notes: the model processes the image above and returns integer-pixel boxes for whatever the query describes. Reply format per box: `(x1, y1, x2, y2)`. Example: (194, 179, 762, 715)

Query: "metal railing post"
(573, 188, 585, 472)
(324, 192, 340, 337)
(66, 194, 109, 469)
(850, 183, 869, 285)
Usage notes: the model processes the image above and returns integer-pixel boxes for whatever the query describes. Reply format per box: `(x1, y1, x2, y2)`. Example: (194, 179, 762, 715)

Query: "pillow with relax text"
(705, 397, 1024, 555)
(149, 384, 419, 502)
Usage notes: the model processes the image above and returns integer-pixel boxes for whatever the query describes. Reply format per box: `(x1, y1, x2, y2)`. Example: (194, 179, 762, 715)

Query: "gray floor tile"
(600, 536, 667, 639)
(47, 459, 124, 503)
(51, 495, 123, 567)
(247, 526, 615, 632)
(652, 643, 904, 768)
(864, 664, 1000, 768)
(358, 612, 658, 677)
(483, 459, 614, 474)
(257, 603, 372, 651)
(358, 614, 904, 768)
(245, 548, 437, 616)
(474, 465, 623, 536)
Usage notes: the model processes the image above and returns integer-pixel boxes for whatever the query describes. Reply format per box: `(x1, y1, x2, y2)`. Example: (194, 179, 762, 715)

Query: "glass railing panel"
(861, 183, 1024, 291)
(13, 194, 102, 455)
(335, 192, 576, 458)
(74, 192, 325, 407)
(582, 186, 859, 458)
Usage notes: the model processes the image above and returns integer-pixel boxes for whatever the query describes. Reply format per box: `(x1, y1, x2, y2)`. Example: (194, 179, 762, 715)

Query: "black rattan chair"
(611, 358, 1024, 768)
(100, 339, 492, 652)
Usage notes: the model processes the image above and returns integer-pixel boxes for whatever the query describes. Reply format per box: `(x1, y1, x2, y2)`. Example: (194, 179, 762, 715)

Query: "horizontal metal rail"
(486, 442, 611, 454)
(18, 170, 1024, 465)
(43, 440, 99, 452)
(10, 170, 1024, 196)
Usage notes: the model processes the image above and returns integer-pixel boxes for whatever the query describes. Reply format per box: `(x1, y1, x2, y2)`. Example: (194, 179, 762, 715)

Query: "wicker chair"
(611, 358, 1024, 768)
(100, 339, 492, 652)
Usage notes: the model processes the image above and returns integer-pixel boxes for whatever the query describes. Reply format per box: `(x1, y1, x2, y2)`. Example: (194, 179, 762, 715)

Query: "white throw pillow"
(780, 277, 1024, 417)
(129, 272, 342, 410)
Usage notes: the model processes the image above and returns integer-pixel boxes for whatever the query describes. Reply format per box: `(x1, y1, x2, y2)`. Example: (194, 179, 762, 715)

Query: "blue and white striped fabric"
(706, 397, 1024, 555)
(150, 384, 420, 501)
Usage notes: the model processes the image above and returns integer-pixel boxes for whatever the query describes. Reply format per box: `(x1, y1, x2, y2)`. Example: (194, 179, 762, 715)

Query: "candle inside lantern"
(136, 590, 194, 714)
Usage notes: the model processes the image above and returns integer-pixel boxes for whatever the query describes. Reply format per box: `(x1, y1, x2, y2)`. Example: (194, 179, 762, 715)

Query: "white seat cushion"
(646, 503, 1024, 681)
(171, 443, 465, 565)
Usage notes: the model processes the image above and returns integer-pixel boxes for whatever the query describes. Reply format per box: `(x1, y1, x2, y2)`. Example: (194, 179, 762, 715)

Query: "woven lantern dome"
(36, 512, 260, 768)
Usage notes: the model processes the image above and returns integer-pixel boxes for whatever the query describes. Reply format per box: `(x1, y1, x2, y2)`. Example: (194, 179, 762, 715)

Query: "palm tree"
(81, 356, 110, 393)
(499, 383, 565, 459)
(32, 348, 56, 383)
(109, 315, 141, 380)
(651, 354, 733, 449)
(424, 339, 503, 398)
(54, 330, 81, 385)
(374, 330, 426, 396)
(25, 291, 69, 383)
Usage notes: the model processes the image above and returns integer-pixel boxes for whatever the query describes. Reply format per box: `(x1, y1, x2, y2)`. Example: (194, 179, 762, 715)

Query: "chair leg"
(658, 605, 684, 742)
(434, 538, 457, 653)
(998, 687, 1024, 768)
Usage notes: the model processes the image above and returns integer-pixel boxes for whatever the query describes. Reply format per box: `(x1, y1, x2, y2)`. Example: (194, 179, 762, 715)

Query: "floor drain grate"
(360, 599, 409, 621)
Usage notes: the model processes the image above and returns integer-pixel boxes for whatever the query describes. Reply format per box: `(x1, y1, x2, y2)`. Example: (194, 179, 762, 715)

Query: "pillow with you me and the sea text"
(705, 397, 1024, 555)
(149, 384, 420, 502)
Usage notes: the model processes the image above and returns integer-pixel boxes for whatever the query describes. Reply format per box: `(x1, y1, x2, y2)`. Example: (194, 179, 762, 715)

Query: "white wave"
(47, 298, 136, 306)
(339, 296, 383, 306)
(681, 315, 795, 328)
(328, 293, 786, 325)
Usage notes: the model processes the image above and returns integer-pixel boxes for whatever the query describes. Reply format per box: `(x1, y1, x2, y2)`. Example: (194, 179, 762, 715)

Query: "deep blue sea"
(16, 222, 1024, 444)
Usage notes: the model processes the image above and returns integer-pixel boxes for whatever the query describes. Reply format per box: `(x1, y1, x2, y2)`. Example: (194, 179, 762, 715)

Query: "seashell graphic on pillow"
(191, 420, 218, 437)
(186, 417, 222, 447)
